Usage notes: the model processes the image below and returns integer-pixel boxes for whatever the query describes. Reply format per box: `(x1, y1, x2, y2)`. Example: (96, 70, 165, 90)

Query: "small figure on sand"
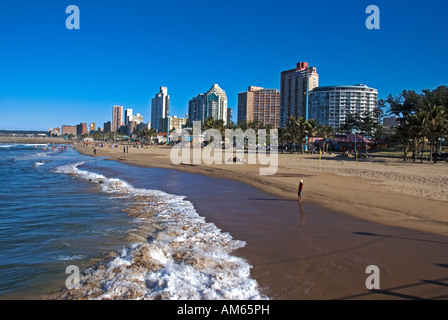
(297, 179, 304, 202)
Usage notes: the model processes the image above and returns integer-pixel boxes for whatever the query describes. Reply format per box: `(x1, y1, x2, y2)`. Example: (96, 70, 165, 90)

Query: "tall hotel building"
(151, 87, 170, 132)
(280, 62, 319, 126)
(124, 108, 133, 126)
(112, 105, 123, 132)
(238, 86, 281, 128)
(308, 84, 378, 131)
(188, 94, 205, 125)
(188, 84, 228, 125)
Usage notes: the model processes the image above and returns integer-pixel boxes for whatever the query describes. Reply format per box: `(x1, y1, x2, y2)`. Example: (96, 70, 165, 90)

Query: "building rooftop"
(311, 84, 377, 92)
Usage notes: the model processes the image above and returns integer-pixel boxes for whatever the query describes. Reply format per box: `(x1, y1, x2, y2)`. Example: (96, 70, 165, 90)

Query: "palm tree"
(305, 118, 322, 152)
(147, 128, 157, 145)
(203, 117, 215, 130)
(407, 110, 427, 162)
(296, 117, 309, 153)
(281, 116, 299, 152)
(424, 104, 447, 162)
(318, 125, 335, 153)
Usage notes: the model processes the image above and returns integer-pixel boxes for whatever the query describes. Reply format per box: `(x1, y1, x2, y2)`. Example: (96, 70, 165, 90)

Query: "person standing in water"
(297, 180, 304, 201)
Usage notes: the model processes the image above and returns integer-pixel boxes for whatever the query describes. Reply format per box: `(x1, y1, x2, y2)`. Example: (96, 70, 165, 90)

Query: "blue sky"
(0, 0, 447, 130)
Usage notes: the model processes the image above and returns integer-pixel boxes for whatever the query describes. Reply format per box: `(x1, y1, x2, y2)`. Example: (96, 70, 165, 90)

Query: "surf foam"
(52, 162, 267, 300)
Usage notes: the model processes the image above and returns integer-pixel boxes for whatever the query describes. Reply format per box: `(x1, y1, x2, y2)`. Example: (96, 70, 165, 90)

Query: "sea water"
(0, 143, 265, 299)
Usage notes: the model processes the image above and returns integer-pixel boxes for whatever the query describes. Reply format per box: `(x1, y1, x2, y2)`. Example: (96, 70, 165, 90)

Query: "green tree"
(305, 118, 322, 152)
(318, 125, 335, 153)
(281, 116, 299, 151)
(424, 104, 447, 162)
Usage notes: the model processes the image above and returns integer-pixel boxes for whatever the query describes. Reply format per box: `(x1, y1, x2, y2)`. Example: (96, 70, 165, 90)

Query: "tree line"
(381, 85, 448, 162)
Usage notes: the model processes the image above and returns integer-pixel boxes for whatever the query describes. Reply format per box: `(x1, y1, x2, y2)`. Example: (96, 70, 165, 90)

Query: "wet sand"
(74, 144, 448, 299)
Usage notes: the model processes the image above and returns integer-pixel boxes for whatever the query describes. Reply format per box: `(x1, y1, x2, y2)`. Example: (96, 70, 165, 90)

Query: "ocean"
(0, 143, 265, 300)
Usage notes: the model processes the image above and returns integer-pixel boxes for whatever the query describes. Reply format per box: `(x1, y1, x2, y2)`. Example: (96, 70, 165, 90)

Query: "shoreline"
(74, 143, 448, 237)
(70, 143, 448, 300)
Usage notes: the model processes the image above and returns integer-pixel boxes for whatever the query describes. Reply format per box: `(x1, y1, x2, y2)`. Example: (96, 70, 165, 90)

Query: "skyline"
(1, 0, 447, 130)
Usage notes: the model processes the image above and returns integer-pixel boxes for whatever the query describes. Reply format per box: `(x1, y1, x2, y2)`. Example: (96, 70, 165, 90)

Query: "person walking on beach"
(297, 180, 304, 202)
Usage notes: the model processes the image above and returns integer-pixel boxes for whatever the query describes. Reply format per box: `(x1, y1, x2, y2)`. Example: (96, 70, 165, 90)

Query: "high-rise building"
(227, 108, 233, 125)
(89, 123, 96, 132)
(124, 109, 133, 126)
(280, 62, 319, 126)
(188, 84, 228, 125)
(76, 123, 88, 136)
(127, 121, 137, 136)
(151, 87, 170, 132)
(112, 105, 123, 132)
(137, 122, 151, 132)
(308, 84, 378, 131)
(238, 86, 281, 128)
(159, 116, 187, 133)
(62, 125, 77, 137)
(103, 121, 111, 133)
(188, 94, 205, 125)
(205, 84, 228, 124)
(129, 113, 144, 125)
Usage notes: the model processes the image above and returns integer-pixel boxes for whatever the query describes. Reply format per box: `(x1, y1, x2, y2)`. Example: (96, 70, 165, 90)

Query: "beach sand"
(74, 143, 448, 299)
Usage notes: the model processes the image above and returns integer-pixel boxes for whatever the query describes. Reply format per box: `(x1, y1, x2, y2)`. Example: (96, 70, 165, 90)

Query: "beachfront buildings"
(124, 109, 133, 126)
(188, 84, 228, 125)
(280, 62, 319, 127)
(103, 121, 111, 133)
(127, 114, 145, 135)
(238, 86, 281, 128)
(227, 108, 233, 125)
(308, 84, 379, 131)
(62, 125, 77, 137)
(76, 123, 87, 136)
(151, 86, 170, 132)
(159, 116, 187, 133)
(188, 94, 205, 125)
(112, 105, 123, 132)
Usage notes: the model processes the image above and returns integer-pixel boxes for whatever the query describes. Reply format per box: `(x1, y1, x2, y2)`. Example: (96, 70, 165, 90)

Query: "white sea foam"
(56, 254, 87, 261)
(53, 162, 267, 300)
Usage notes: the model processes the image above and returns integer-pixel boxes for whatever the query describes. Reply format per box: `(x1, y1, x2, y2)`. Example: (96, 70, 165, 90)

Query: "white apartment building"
(188, 84, 228, 125)
(151, 86, 170, 132)
(308, 84, 378, 131)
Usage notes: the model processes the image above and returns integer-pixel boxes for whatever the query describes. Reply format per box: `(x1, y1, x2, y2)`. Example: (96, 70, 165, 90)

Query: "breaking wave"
(51, 162, 266, 300)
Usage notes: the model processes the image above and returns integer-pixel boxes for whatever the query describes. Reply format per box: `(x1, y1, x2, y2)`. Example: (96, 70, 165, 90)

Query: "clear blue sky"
(0, 0, 447, 130)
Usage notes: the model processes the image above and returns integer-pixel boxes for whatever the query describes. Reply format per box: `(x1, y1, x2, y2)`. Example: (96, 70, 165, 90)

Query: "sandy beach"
(75, 143, 448, 236)
(72, 143, 448, 300)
